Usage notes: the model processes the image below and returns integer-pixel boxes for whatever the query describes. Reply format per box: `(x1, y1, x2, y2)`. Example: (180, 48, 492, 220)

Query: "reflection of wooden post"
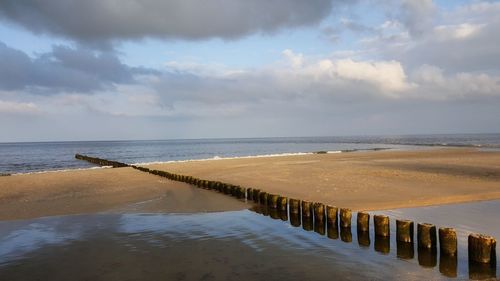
(289, 199, 300, 214)
(417, 223, 436, 249)
(326, 205, 338, 226)
(469, 259, 497, 280)
(374, 215, 390, 237)
(396, 220, 414, 242)
(357, 211, 370, 232)
(439, 228, 457, 256)
(375, 235, 390, 254)
(339, 208, 352, 228)
(397, 240, 414, 260)
(468, 233, 496, 264)
(278, 196, 288, 212)
(340, 227, 352, 243)
(357, 229, 370, 247)
(440, 253, 457, 278)
(313, 203, 325, 222)
(418, 247, 437, 268)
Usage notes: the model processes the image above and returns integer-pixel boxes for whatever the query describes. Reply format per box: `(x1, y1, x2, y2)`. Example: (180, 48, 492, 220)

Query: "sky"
(0, 0, 499, 142)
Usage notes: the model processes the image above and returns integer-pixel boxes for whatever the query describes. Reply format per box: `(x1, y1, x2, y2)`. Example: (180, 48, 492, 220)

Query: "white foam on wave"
(131, 151, 332, 166)
(11, 166, 113, 176)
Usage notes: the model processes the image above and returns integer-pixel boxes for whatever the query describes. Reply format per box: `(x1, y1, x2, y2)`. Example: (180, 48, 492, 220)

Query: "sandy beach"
(1, 148, 500, 220)
(146, 148, 500, 211)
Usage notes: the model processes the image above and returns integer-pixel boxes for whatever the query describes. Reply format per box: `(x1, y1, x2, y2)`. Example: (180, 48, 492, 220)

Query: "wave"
(11, 166, 112, 176)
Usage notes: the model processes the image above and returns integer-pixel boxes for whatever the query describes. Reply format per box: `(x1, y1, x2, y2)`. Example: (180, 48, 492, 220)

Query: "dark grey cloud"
(0, 0, 337, 43)
(0, 42, 153, 93)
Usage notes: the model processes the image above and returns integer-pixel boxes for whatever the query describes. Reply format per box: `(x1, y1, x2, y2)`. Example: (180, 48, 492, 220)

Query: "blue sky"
(0, 0, 499, 141)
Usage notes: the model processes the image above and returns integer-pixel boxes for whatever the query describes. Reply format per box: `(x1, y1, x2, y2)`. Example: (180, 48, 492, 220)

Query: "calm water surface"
(0, 200, 498, 280)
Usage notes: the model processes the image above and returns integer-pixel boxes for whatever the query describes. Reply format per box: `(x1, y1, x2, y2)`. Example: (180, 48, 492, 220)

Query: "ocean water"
(1, 134, 499, 174)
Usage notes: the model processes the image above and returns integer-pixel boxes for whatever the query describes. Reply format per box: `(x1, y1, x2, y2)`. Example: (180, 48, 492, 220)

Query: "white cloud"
(0, 100, 40, 114)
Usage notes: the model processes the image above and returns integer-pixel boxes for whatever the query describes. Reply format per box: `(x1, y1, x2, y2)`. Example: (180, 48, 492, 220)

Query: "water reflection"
(397, 241, 414, 260)
(418, 247, 437, 268)
(1, 199, 499, 280)
(374, 235, 390, 254)
(357, 230, 370, 247)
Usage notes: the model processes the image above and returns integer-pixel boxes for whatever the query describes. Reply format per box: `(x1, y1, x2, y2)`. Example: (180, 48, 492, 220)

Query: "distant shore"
(1, 148, 500, 220)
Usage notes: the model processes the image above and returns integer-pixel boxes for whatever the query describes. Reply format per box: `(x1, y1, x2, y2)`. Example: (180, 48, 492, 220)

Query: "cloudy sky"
(0, 0, 499, 142)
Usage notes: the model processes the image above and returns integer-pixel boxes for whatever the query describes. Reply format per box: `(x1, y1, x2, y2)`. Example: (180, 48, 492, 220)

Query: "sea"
(1, 133, 500, 175)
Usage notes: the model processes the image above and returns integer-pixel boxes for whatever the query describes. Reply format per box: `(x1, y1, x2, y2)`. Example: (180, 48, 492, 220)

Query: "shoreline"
(1, 148, 500, 220)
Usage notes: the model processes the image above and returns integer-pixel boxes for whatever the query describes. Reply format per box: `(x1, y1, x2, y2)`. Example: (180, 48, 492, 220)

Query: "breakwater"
(75, 153, 497, 279)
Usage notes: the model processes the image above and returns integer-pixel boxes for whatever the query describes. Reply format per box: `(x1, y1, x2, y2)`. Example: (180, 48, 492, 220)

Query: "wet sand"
(0, 167, 248, 221)
(146, 148, 500, 211)
(2, 148, 500, 220)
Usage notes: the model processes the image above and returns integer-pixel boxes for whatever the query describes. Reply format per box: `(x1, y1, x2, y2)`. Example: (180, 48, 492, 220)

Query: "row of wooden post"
(74, 154, 129, 168)
(74, 154, 496, 277)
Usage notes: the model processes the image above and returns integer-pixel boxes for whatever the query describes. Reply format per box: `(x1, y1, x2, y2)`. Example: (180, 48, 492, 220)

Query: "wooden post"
(247, 188, 253, 200)
(268, 194, 279, 209)
(290, 212, 301, 227)
(253, 189, 260, 202)
(357, 211, 370, 232)
(289, 199, 300, 214)
(468, 233, 496, 264)
(302, 201, 312, 218)
(278, 196, 288, 212)
(339, 208, 352, 228)
(417, 223, 437, 249)
(313, 202, 325, 222)
(374, 215, 390, 237)
(326, 205, 338, 227)
(396, 219, 414, 243)
(439, 228, 457, 256)
(259, 192, 268, 205)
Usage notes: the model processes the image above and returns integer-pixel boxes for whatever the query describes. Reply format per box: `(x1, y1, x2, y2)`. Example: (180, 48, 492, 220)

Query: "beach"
(2, 148, 500, 220)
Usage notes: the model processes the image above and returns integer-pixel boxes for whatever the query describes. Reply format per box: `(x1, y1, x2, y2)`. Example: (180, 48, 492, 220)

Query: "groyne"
(75, 153, 497, 279)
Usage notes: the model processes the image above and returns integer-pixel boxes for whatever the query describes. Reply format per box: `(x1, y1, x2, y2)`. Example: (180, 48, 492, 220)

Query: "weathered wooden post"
(468, 233, 496, 264)
(268, 194, 279, 209)
(252, 189, 260, 202)
(396, 219, 414, 243)
(374, 215, 390, 237)
(302, 201, 313, 231)
(357, 211, 370, 232)
(278, 196, 287, 212)
(246, 188, 253, 200)
(417, 223, 437, 249)
(289, 199, 300, 214)
(326, 205, 338, 228)
(259, 192, 268, 205)
(302, 201, 313, 218)
(339, 208, 352, 228)
(439, 227, 457, 256)
(313, 202, 325, 222)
